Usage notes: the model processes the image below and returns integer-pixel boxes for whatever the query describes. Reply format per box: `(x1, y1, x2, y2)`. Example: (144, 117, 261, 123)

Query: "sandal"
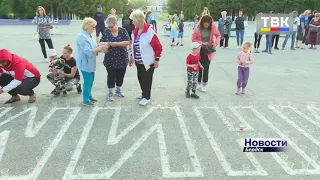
(28, 94, 36, 103)
(4, 98, 20, 104)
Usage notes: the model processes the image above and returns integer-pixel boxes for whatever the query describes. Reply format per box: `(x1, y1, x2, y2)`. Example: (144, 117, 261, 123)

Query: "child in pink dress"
(236, 42, 254, 95)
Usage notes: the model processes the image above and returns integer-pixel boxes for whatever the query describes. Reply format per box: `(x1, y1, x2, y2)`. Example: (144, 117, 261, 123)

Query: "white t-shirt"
(293, 17, 300, 31)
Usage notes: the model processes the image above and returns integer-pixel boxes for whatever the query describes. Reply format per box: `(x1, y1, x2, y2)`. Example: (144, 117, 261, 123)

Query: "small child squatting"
(186, 42, 204, 99)
(236, 41, 254, 95)
(47, 49, 68, 96)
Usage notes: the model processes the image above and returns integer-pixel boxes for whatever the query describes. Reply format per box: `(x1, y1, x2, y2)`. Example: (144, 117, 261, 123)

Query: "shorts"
(296, 30, 304, 41)
(178, 32, 184, 38)
(96, 26, 105, 36)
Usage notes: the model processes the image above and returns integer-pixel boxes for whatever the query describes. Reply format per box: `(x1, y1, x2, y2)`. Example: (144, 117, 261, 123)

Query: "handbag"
(32, 27, 39, 40)
(309, 26, 320, 32)
(203, 45, 216, 55)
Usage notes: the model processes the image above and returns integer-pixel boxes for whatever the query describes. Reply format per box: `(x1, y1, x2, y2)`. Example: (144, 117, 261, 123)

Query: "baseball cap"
(97, 5, 102, 9)
(191, 42, 201, 49)
(47, 49, 57, 57)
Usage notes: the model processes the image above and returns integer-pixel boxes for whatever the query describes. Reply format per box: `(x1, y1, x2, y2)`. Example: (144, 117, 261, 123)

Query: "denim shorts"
(178, 32, 184, 38)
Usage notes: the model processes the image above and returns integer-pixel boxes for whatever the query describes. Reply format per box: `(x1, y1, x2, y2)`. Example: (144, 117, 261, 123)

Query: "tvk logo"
(256, 14, 293, 34)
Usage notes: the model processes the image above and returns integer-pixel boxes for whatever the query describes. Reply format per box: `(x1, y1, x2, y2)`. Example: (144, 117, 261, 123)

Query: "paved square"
(0, 21, 319, 180)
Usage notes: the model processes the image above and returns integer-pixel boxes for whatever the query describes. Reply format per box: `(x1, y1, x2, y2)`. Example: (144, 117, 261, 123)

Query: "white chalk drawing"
(0, 131, 10, 162)
(269, 105, 320, 147)
(229, 106, 254, 131)
(0, 107, 81, 180)
(247, 106, 320, 175)
(63, 106, 203, 179)
(193, 107, 268, 176)
(307, 105, 320, 120)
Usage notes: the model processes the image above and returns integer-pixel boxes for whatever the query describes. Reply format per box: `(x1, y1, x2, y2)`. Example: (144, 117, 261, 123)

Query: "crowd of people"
(0, 5, 319, 105)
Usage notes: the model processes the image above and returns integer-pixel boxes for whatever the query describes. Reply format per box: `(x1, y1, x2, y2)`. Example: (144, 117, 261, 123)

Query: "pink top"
(192, 24, 221, 61)
(237, 51, 254, 67)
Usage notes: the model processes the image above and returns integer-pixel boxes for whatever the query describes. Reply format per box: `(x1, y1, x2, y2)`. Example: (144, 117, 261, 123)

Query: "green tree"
(128, 0, 148, 10)
(0, 0, 12, 18)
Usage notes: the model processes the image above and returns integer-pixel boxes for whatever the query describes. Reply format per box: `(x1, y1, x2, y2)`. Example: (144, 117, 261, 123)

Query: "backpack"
(122, 15, 131, 28)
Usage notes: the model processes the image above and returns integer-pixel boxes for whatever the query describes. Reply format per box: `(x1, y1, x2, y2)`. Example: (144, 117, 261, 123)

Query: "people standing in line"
(0, 49, 40, 104)
(272, 34, 280, 49)
(151, 9, 158, 31)
(185, 42, 203, 99)
(108, 8, 118, 21)
(235, 9, 246, 48)
(262, 11, 273, 54)
(177, 19, 184, 46)
(170, 16, 178, 46)
(282, 11, 299, 50)
(122, 9, 135, 40)
(145, 11, 152, 24)
(218, 11, 232, 48)
(100, 17, 131, 101)
(253, 32, 262, 53)
(192, 15, 221, 92)
(306, 13, 320, 49)
(128, 10, 163, 106)
(33, 6, 54, 61)
(47, 44, 82, 95)
(253, 13, 263, 53)
(235, 42, 254, 95)
(202, 7, 210, 17)
(93, 5, 106, 44)
(296, 10, 309, 49)
(76, 17, 106, 106)
(179, 11, 184, 21)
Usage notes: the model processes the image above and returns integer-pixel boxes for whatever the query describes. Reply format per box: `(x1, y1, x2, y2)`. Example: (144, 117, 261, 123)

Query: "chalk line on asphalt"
(250, 106, 320, 175)
(63, 106, 203, 179)
(0, 107, 81, 180)
(193, 107, 268, 176)
(307, 105, 320, 120)
(268, 105, 320, 147)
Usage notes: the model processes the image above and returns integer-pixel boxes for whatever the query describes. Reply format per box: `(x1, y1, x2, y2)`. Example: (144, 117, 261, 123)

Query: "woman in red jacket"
(0, 49, 41, 104)
(128, 10, 163, 106)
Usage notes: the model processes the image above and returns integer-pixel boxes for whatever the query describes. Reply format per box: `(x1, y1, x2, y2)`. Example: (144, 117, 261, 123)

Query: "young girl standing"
(170, 16, 178, 46)
(236, 42, 254, 95)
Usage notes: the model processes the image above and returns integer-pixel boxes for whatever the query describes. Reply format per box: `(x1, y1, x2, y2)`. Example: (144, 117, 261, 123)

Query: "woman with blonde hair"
(76, 17, 106, 105)
(202, 7, 210, 16)
(32, 6, 54, 61)
(128, 10, 163, 106)
(108, 8, 118, 20)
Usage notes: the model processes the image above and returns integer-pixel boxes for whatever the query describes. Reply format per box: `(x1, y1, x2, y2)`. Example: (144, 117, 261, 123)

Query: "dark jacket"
(122, 14, 134, 34)
(235, 16, 246, 30)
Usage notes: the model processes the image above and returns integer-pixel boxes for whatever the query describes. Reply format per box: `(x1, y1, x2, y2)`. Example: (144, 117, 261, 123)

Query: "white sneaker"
(237, 46, 241, 49)
(201, 86, 206, 92)
(196, 84, 201, 90)
(139, 98, 150, 106)
(45, 58, 48, 62)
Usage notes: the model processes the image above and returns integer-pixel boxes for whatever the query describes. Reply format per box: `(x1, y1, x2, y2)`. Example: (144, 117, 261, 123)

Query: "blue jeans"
(265, 34, 273, 52)
(236, 30, 244, 46)
(282, 31, 297, 49)
(81, 70, 95, 103)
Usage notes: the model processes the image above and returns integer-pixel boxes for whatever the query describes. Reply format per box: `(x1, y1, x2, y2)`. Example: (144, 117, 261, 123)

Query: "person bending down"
(0, 49, 41, 104)
(47, 45, 82, 96)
